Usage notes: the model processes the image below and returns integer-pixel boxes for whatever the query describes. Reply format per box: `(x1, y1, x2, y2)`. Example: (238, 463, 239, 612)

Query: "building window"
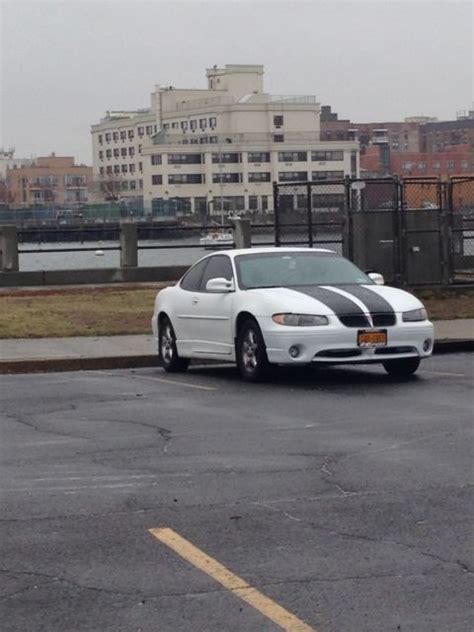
(121, 148, 127, 157)
(114, 165, 120, 174)
(209, 136, 218, 144)
(461, 160, 469, 170)
(163, 123, 169, 130)
(122, 181, 129, 190)
(418, 162, 427, 171)
(248, 172, 271, 182)
(447, 161, 455, 171)
(146, 125, 153, 135)
(128, 130, 134, 139)
(171, 122, 179, 129)
(273, 134, 284, 143)
(139, 162, 143, 172)
(129, 147, 135, 157)
(130, 180, 137, 190)
(168, 153, 202, 164)
(98, 135, 103, 144)
(212, 173, 242, 183)
(151, 154, 162, 165)
(106, 166, 112, 174)
(106, 149, 112, 158)
(121, 164, 128, 173)
(212, 152, 241, 164)
(120, 131, 126, 140)
(261, 196, 268, 211)
(278, 171, 308, 182)
(138, 145, 142, 154)
(139, 179, 143, 189)
(199, 118, 207, 129)
(311, 150, 344, 161)
(432, 161, 441, 171)
(168, 174, 204, 184)
(138, 126, 144, 136)
(249, 195, 259, 210)
(213, 196, 244, 212)
(105, 133, 111, 142)
(99, 166, 104, 175)
(113, 132, 119, 141)
(190, 120, 197, 131)
(129, 164, 136, 173)
(273, 115, 284, 127)
(99, 151, 103, 160)
(113, 148, 120, 157)
(209, 117, 217, 128)
(180, 121, 188, 131)
(278, 151, 307, 162)
(247, 152, 271, 163)
(311, 171, 344, 181)
(152, 175, 163, 185)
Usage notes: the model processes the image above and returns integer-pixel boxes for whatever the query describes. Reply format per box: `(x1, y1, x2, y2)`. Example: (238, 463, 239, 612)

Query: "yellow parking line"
(149, 527, 316, 632)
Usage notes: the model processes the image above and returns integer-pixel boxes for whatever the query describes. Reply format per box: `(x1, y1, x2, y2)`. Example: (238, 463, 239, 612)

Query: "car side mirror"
(368, 272, 385, 285)
(205, 277, 235, 293)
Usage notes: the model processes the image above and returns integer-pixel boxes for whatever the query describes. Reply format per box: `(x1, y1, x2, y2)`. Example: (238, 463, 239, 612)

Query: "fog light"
(289, 345, 300, 358)
(423, 338, 432, 352)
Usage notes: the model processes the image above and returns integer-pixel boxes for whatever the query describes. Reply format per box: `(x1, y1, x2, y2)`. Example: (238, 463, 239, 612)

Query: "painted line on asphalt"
(92, 370, 218, 391)
(421, 370, 468, 377)
(149, 527, 316, 632)
(155, 377, 217, 391)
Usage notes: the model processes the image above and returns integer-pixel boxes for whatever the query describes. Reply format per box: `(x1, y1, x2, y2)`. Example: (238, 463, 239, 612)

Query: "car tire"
(383, 357, 421, 377)
(236, 318, 270, 382)
(159, 317, 189, 373)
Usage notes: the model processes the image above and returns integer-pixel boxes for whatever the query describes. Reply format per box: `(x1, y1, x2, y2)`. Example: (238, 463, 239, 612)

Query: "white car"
(152, 248, 434, 381)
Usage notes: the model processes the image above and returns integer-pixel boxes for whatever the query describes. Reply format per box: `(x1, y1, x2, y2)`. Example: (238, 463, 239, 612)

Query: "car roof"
(216, 247, 337, 258)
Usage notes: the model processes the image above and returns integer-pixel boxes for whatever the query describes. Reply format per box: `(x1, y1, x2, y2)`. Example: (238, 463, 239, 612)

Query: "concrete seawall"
(0, 265, 189, 287)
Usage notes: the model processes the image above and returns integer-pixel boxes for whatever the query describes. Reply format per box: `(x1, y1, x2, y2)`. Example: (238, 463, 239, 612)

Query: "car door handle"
(192, 297, 199, 305)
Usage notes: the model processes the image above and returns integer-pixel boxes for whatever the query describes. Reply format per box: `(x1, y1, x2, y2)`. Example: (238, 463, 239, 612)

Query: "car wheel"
(383, 357, 420, 377)
(236, 319, 270, 382)
(159, 317, 189, 373)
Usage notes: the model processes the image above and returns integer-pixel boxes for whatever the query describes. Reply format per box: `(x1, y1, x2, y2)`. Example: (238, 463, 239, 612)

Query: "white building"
(91, 65, 359, 213)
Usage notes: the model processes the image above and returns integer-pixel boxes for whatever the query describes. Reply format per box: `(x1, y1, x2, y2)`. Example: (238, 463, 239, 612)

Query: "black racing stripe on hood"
(286, 285, 366, 316)
(338, 285, 395, 315)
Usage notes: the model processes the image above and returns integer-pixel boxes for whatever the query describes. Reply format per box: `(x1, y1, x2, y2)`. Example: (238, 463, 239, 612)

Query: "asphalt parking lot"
(1, 353, 473, 632)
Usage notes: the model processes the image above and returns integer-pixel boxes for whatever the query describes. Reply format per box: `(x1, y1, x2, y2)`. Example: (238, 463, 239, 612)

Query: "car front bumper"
(258, 318, 435, 365)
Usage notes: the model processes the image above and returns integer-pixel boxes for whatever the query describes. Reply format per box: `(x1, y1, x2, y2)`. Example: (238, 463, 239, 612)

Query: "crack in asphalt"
(3, 414, 87, 440)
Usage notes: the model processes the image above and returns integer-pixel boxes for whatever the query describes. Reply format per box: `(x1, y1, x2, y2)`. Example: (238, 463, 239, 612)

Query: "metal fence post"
(273, 181, 280, 247)
(120, 221, 138, 267)
(0, 224, 19, 272)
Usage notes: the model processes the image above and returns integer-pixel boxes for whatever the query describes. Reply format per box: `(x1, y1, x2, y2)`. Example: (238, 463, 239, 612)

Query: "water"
(18, 232, 345, 272)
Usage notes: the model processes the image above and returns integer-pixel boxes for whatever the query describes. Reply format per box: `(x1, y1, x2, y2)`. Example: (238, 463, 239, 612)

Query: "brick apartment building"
(6, 155, 93, 208)
(361, 143, 473, 178)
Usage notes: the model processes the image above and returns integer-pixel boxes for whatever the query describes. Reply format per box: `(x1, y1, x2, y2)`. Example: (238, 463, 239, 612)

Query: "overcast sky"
(1, 0, 472, 164)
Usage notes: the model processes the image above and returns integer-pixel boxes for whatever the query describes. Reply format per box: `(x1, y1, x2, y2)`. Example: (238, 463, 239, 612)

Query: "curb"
(0, 355, 159, 375)
(0, 341, 472, 374)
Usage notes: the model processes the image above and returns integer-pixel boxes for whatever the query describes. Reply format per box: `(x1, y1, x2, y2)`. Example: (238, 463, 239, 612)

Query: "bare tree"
(91, 174, 124, 202)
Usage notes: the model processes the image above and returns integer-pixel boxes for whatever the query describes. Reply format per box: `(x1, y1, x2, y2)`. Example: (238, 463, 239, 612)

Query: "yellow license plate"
(358, 329, 387, 347)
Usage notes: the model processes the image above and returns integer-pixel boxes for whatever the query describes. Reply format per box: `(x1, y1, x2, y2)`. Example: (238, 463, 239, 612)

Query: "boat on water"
(199, 230, 234, 249)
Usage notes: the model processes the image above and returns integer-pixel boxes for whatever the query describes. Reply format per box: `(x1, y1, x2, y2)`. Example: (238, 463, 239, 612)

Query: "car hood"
(249, 284, 423, 317)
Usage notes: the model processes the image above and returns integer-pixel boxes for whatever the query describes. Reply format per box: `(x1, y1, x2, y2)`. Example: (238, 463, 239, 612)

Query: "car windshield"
(235, 252, 373, 289)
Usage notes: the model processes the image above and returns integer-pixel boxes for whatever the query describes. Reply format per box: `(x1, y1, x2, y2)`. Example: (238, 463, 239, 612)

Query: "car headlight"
(402, 307, 428, 322)
(272, 313, 329, 326)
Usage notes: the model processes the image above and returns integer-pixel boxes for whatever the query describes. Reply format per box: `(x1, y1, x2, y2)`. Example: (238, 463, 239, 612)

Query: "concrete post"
(120, 221, 138, 268)
(0, 224, 19, 272)
(231, 218, 251, 249)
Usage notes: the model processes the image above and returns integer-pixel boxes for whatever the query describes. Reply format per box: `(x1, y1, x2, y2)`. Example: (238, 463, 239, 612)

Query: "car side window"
(180, 259, 209, 291)
(200, 255, 234, 291)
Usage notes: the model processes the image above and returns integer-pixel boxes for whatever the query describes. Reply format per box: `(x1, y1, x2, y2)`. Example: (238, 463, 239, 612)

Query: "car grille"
(372, 313, 396, 327)
(339, 315, 371, 328)
(338, 313, 396, 327)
